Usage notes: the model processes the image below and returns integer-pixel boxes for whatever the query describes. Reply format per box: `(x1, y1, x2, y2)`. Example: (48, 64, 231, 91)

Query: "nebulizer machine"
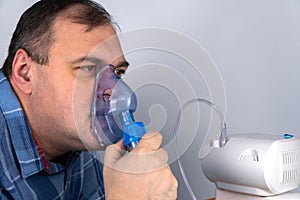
(174, 98, 300, 200)
(91, 64, 146, 151)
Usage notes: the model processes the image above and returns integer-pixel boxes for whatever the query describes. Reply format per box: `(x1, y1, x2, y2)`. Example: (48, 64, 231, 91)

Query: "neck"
(32, 130, 69, 161)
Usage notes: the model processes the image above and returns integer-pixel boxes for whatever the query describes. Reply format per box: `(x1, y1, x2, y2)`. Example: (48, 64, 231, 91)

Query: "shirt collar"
(0, 71, 65, 178)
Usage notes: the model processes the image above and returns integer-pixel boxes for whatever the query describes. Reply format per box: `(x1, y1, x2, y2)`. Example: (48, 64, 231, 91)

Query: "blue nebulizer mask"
(91, 64, 146, 151)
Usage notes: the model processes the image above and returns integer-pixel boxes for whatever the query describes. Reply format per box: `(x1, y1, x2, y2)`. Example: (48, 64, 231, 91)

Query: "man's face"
(30, 19, 128, 151)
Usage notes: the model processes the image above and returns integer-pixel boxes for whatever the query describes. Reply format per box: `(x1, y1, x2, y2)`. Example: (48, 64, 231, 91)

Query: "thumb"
(132, 131, 163, 153)
(104, 139, 126, 167)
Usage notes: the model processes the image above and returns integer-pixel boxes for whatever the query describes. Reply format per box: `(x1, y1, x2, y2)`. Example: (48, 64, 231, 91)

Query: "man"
(0, 0, 178, 199)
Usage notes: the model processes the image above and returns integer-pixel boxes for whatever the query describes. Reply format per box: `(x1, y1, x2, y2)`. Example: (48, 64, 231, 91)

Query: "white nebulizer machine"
(175, 99, 300, 200)
(201, 133, 300, 200)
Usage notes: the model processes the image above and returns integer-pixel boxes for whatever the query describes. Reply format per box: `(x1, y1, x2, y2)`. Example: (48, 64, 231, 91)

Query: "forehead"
(50, 18, 123, 63)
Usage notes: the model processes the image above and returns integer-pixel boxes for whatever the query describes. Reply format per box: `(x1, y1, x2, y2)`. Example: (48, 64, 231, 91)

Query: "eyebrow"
(69, 56, 105, 65)
(115, 61, 130, 69)
(69, 56, 130, 69)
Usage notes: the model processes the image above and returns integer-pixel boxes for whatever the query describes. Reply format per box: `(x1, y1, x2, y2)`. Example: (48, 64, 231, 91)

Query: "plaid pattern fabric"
(0, 70, 105, 200)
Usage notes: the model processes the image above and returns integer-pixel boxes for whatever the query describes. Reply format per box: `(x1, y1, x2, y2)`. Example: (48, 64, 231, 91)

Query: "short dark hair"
(2, 0, 113, 77)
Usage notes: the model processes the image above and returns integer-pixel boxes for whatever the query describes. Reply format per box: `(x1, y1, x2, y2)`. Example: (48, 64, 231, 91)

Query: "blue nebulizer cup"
(91, 64, 146, 151)
(121, 112, 147, 151)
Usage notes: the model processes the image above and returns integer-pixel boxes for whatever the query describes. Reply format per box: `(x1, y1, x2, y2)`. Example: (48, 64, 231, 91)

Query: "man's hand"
(104, 131, 178, 200)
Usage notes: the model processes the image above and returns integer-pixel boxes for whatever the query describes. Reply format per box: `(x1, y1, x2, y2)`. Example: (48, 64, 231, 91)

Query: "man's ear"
(11, 49, 33, 95)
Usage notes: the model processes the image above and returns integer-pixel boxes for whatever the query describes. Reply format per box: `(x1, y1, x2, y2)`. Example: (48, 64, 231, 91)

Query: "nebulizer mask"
(91, 64, 146, 151)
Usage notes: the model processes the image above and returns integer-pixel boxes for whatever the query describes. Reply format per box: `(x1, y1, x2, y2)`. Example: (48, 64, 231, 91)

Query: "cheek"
(56, 80, 77, 118)
(73, 79, 95, 127)
(38, 74, 75, 119)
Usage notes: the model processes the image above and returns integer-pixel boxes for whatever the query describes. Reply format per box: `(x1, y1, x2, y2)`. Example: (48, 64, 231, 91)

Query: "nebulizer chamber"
(91, 64, 146, 151)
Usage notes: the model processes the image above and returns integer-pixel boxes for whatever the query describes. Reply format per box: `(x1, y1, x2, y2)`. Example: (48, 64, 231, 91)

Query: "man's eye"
(80, 65, 97, 72)
(114, 68, 126, 77)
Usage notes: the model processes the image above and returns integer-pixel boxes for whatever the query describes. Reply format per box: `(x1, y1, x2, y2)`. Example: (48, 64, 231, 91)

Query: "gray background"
(1, 0, 300, 199)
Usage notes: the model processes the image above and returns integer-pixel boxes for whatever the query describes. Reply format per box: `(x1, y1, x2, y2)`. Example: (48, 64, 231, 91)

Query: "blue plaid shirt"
(0, 70, 105, 199)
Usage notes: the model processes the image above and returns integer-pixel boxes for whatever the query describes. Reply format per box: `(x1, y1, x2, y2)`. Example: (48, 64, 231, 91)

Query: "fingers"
(114, 139, 126, 150)
(104, 139, 126, 167)
(133, 130, 163, 153)
(115, 148, 169, 173)
(105, 131, 168, 173)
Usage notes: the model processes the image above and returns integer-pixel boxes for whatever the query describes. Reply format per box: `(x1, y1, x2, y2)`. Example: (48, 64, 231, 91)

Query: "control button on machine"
(284, 133, 294, 139)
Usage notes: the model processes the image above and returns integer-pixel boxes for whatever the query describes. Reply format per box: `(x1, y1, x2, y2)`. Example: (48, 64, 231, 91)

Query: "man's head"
(2, 0, 113, 78)
(4, 0, 129, 159)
